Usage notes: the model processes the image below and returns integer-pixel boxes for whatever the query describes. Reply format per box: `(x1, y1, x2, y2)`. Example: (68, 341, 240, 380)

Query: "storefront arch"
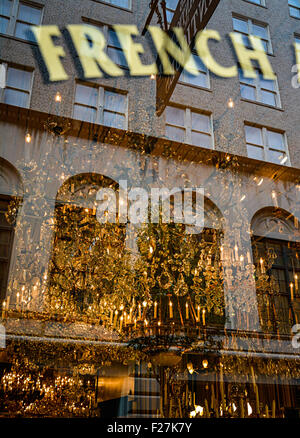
(46, 172, 127, 321)
(251, 207, 300, 334)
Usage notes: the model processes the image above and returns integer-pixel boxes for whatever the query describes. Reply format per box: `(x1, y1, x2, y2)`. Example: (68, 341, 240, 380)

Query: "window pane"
(4, 88, 29, 107)
(260, 76, 275, 91)
(107, 47, 127, 68)
(166, 0, 179, 9)
(289, 0, 300, 7)
(239, 69, 255, 85)
(15, 22, 36, 41)
(110, 0, 130, 8)
(182, 71, 207, 87)
(108, 29, 121, 49)
(0, 16, 9, 33)
(267, 150, 287, 165)
(191, 112, 210, 133)
(245, 125, 263, 145)
(233, 18, 248, 34)
(191, 131, 212, 148)
(261, 90, 276, 106)
(290, 7, 300, 18)
(103, 111, 125, 129)
(0, 0, 12, 17)
(166, 125, 185, 143)
(18, 3, 41, 25)
(104, 91, 126, 113)
(6, 67, 31, 91)
(241, 84, 256, 100)
(166, 106, 184, 126)
(73, 104, 97, 123)
(75, 84, 98, 107)
(252, 24, 268, 40)
(247, 144, 264, 160)
(267, 131, 284, 150)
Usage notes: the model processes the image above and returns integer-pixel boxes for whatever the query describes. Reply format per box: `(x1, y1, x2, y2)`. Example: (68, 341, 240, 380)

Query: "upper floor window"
(245, 124, 290, 165)
(239, 68, 281, 108)
(179, 52, 210, 89)
(82, 19, 128, 69)
(165, 106, 213, 149)
(233, 16, 272, 53)
(73, 82, 128, 130)
(0, 63, 32, 108)
(166, 0, 179, 24)
(100, 0, 131, 9)
(289, 0, 300, 18)
(0, 0, 42, 42)
(245, 0, 265, 5)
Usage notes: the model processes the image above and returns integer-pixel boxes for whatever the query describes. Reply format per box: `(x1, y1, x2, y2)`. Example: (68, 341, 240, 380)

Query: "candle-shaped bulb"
(185, 302, 189, 319)
(55, 92, 62, 103)
(25, 133, 32, 143)
(228, 98, 234, 108)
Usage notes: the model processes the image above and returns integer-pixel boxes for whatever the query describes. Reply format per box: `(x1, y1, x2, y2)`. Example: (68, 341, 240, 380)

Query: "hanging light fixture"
(25, 133, 32, 143)
(227, 97, 234, 108)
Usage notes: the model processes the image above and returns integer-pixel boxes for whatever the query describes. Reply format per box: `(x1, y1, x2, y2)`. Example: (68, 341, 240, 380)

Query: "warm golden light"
(55, 92, 62, 102)
(227, 97, 234, 108)
(25, 133, 32, 143)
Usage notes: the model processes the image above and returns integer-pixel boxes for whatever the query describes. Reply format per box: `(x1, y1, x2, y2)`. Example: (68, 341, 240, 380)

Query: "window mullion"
(262, 127, 268, 161)
(98, 87, 104, 125)
(9, 0, 19, 35)
(186, 108, 192, 144)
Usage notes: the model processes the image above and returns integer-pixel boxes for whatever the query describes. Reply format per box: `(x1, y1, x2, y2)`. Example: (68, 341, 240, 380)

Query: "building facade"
(0, 0, 300, 418)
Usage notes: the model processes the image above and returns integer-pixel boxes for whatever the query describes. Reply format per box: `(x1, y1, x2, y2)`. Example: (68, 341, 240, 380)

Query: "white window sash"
(0, 62, 33, 108)
(74, 83, 128, 129)
(1, 0, 43, 40)
(246, 125, 290, 165)
(240, 70, 281, 108)
(166, 107, 213, 148)
(233, 16, 272, 54)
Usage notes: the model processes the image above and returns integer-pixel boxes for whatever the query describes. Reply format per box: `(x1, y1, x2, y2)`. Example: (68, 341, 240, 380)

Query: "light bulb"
(227, 98, 234, 108)
(55, 92, 62, 103)
(25, 133, 32, 143)
(202, 359, 208, 369)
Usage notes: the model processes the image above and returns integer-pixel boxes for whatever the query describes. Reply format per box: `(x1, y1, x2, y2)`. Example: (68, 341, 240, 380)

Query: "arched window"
(47, 173, 126, 320)
(136, 195, 225, 332)
(0, 158, 23, 303)
(251, 208, 300, 334)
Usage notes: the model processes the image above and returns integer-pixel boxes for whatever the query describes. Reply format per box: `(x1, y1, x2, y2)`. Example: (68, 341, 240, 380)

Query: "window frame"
(253, 236, 300, 331)
(0, 62, 34, 108)
(178, 50, 210, 90)
(243, 0, 266, 6)
(244, 124, 291, 166)
(0, 0, 43, 42)
(165, 105, 214, 149)
(92, 0, 132, 12)
(0, 196, 17, 303)
(73, 81, 129, 130)
(239, 67, 281, 108)
(232, 14, 273, 54)
(289, 0, 300, 19)
(82, 17, 129, 70)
